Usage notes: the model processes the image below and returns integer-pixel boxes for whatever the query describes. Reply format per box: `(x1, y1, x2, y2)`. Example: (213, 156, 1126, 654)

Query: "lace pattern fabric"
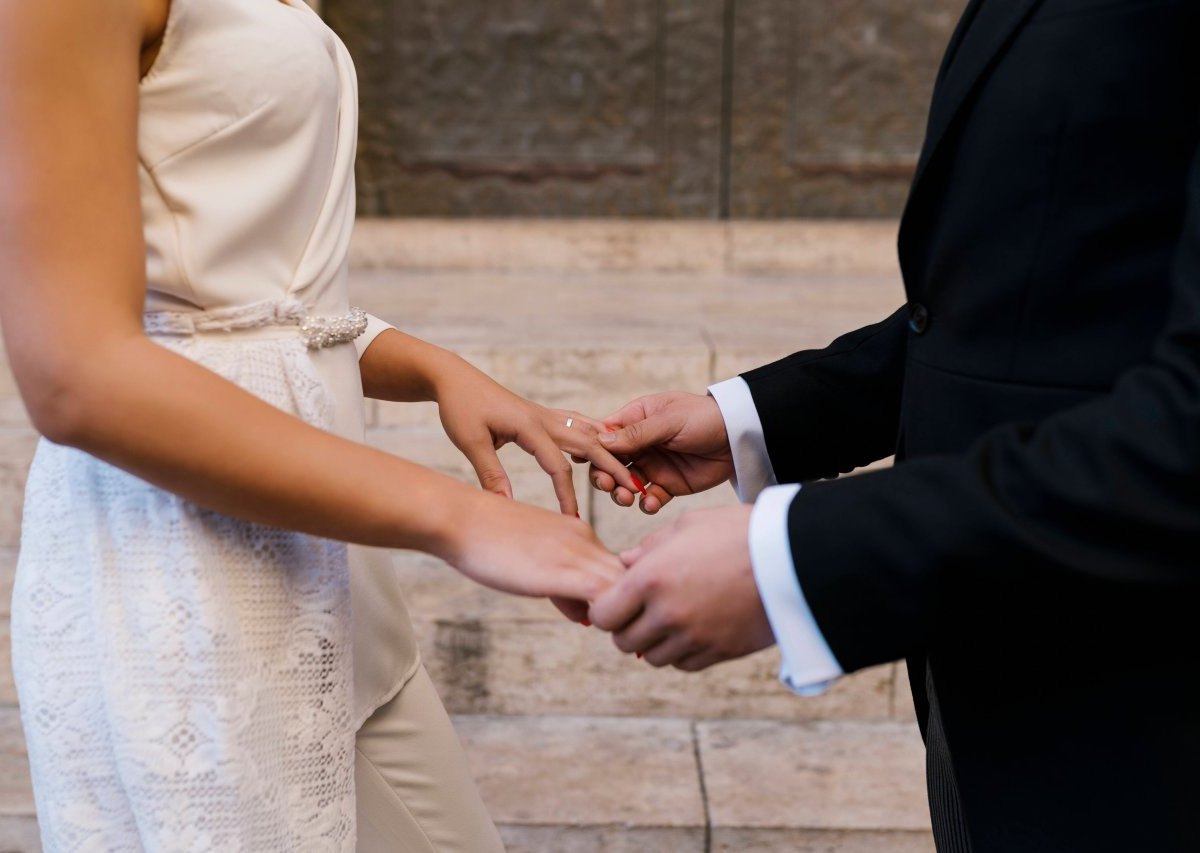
(11, 337, 356, 852)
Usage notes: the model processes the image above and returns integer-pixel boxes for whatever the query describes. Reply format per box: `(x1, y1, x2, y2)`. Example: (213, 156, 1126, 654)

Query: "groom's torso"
(894, 0, 1200, 849)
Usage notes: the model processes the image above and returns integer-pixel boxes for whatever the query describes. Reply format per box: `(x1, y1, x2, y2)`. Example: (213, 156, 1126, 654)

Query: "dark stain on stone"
(431, 618, 491, 713)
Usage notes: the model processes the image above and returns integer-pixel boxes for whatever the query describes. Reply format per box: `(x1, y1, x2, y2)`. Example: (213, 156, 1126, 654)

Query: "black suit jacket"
(742, 1, 1200, 849)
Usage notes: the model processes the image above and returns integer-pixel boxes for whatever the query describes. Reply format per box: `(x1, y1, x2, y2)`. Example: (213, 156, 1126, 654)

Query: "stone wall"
(324, 0, 966, 218)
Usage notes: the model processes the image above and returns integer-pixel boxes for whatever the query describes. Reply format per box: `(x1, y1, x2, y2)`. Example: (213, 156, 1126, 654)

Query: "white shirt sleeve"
(749, 484, 844, 695)
(707, 377, 845, 696)
(708, 376, 778, 503)
(354, 313, 397, 361)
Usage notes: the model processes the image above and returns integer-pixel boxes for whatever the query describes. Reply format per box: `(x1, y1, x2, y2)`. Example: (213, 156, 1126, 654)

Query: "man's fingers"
(620, 519, 683, 566)
(642, 633, 698, 668)
(598, 414, 677, 456)
(673, 651, 720, 673)
(550, 596, 591, 624)
(602, 398, 650, 430)
(639, 482, 673, 515)
(463, 440, 513, 498)
(591, 469, 617, 493)
(610, 486, 636, 508)
(589, 572, 647, 633)
(612, 610, 669, 656)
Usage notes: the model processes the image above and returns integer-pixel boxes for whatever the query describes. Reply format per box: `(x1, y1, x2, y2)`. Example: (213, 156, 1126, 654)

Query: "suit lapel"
(908, 0, 1046, 201)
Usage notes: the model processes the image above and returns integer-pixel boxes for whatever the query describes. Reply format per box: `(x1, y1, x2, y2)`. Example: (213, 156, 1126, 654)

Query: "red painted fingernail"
(581, 619, 591, 627)
(575, 512, 581, 518)
(636, 652, 644, 659)
(631, 475, 648, 497)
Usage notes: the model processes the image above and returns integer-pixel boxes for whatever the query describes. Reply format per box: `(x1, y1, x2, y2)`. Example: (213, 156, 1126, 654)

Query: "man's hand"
(588, 506, 775, 671)
(592, 392, 735, 514)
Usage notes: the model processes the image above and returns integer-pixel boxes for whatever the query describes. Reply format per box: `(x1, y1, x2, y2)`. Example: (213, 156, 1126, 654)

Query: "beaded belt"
(144, 298, 368, 350)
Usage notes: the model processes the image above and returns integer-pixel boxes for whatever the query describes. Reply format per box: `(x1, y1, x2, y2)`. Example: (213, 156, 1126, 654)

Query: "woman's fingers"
(516, 430, 579, 516)
(551, 410, 642, 496)
(461, 437, 514, 498)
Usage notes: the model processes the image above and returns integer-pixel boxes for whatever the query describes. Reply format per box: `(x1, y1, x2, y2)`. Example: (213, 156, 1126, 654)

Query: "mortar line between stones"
(717, 0, 736, 220)
(699, 328, 718, 386)
(690, 720, 713, 852)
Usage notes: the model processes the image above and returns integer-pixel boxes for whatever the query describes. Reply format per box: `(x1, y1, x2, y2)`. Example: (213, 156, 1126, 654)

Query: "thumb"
(463, 441, 513, 498)
(599, 414, 677, 455)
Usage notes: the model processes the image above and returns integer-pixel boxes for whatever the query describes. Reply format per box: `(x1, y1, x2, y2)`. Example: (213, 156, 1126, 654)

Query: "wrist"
(701, 392, 731, 453)
(415, 344, 473, 404)
(409, 476, 488, 561)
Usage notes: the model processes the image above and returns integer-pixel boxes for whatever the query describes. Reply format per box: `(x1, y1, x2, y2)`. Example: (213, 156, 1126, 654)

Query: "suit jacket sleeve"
(785, 151, 1200, 674)
(741, 305, 910, 483)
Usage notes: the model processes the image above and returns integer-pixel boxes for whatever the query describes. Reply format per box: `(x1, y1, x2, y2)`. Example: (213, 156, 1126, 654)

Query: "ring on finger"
(565, 417, 575, 429)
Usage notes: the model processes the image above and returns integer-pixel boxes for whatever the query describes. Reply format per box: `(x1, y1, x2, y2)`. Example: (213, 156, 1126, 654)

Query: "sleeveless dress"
(10, 1, 420, 849)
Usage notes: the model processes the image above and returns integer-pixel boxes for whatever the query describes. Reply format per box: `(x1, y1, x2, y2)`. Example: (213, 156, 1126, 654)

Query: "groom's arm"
(699, 307, 910, 691)
(718, 305, 911, 492)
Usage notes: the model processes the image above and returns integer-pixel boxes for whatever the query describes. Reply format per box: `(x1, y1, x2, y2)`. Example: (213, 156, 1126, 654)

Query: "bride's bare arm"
(0, 0, 622, 599)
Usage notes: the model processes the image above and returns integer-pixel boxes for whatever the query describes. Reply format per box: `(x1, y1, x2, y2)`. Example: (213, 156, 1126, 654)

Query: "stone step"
(0, 715, 931, 852)
(456, 714, 933, 852)
(0, 431, 903, 719)
(347, 219, 902, 276)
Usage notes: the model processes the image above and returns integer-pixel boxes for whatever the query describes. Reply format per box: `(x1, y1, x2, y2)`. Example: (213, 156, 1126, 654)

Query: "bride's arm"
(0, 0, 622, 600)
(358, 327, 643, 516)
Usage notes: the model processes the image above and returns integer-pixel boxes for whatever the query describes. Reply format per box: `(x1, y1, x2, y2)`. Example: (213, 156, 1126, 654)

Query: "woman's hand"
(431, 356, 643, 516)
(437, 490, 625, 605)
(360, 329, 643, 515)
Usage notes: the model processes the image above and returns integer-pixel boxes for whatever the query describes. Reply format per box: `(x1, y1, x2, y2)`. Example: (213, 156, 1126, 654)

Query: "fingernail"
(631, 475, 648, 497)
(581, 619, 591, 628)
(598, 432, 615, 445)
(636, 652, 644, 659)
(575, 512, 581, 518)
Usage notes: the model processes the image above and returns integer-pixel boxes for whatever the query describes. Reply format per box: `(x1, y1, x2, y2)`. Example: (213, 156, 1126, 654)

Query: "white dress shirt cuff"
(708, 376, 778, 503)
(354, 313, 397, 361)
(749, 484, 845, 695)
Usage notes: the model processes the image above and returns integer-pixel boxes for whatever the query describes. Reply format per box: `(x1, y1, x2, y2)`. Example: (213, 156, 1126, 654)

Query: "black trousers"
(926, 662, 972, 853)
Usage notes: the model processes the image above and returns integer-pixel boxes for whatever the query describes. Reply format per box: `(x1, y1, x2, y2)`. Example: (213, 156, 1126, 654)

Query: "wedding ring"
(565, 417, 575, 429)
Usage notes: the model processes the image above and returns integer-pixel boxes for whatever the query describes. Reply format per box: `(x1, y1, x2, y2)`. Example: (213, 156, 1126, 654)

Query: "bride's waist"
(144, 298, 367, 351)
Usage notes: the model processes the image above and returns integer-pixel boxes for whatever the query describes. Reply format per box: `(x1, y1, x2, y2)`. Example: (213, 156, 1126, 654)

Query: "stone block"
(0, 621, 12, 706)
(0, 816, 40, 853)
(387, 551, 896, 720)
(327, 0, 725, 217)
(0, 434, 38, 551)
(413, 613, 895, 720)
(713, 828, 934, 852)
(347, 219, 905, 276)
(453, 715, 706, 830)
(0, 708, 34, 817)
(729, 0, 964, 217)
(0, 550, 16, 619)
(350, 219, 728, 274)
(727, 221, 902, 276)
(500, 825, 704, 853)
(892, 660, 920, 724)
(699, 719, 929, 833)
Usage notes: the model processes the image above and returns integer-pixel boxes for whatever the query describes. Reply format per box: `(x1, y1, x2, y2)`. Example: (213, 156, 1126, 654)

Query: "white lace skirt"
(11, 336, 357, 852)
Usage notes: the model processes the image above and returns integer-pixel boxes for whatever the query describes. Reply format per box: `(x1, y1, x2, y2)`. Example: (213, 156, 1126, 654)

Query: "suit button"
(908, 303, 930, 335)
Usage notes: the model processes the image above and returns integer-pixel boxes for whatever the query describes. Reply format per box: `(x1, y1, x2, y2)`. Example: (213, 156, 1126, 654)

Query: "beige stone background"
(0, 222, 931, 851)
(0, 1, 967, 849)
